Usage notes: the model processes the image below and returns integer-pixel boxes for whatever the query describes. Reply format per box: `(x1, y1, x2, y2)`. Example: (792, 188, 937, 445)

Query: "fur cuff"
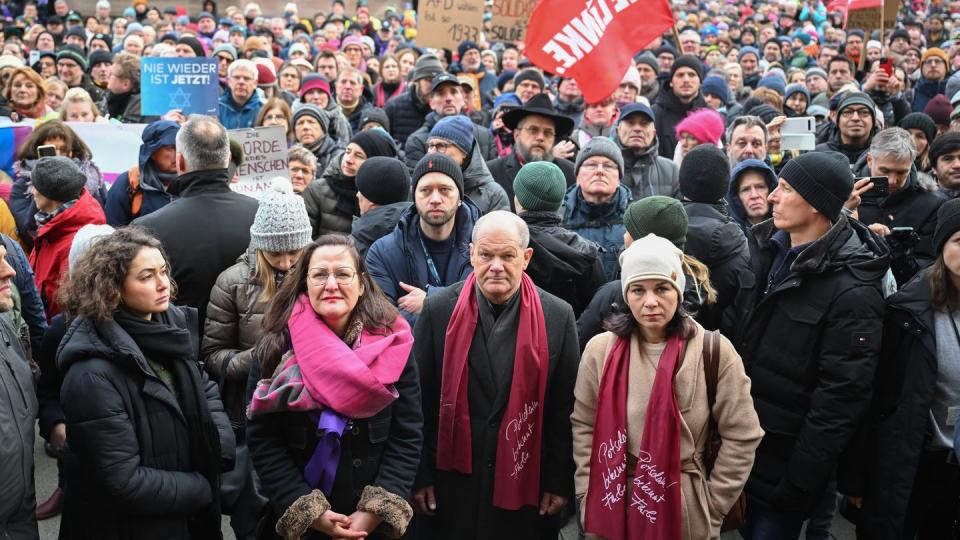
(275, 490, 331, 540)
(357, 485, 414, 539)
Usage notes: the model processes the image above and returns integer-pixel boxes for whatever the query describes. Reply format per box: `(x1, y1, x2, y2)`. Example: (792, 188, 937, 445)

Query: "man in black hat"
(486, 94, 576, 210)
(726, 151, 888, 539)
(652, 54, 707, 159)
(88, 50, 112, 89)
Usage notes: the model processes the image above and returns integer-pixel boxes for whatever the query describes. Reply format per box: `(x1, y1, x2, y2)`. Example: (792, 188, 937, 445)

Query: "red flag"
(827, 0, 883, 13)
(523, 0, 674, 104)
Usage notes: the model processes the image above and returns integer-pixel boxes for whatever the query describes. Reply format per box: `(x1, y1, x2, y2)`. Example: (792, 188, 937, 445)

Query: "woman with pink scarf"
(247, 234, 422, 540)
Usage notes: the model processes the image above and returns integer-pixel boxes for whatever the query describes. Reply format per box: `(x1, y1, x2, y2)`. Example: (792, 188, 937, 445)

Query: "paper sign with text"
(228, 125, 289, 199)
(490, 0, 537, 42)
(141, 57, 219, 116)
(416, 0, 484, 51)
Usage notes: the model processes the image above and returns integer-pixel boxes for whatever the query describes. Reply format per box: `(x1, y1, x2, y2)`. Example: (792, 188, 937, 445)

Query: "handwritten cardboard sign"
(228, 125, 289, 199)
(845, 6, 881, 31)
(489, 0, 537, 42)
(141, 58, 219, 116)
(417, 0, 484, 51)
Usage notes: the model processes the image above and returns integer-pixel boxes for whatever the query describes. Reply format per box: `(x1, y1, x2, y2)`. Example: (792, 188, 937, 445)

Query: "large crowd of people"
(2, 0, 960, 539)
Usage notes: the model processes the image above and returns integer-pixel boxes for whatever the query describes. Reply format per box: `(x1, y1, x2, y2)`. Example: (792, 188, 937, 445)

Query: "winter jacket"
(218, 88, 265, 129)
(366, 199, 479, 328)
(460, 145, 510, 214)
(57, 305, 235, 540)
(30, 191, 106, 321)
(404, 112, 498, 172)
(554, 97, 584, 126)
(37, 313, 65, 445)
(813, 126, 872, 164)
(616, 135, 681, 200)
(76, 75, 107, 115)
(322, 100, 353, 149)
(724, 215, 888, 517)
(105, 91, 158, 124)
(0, 311, 38, 540)
(246, 325, 422, 540)
(11, 158, 107, 251)
(201, 249, 266, 424)
(384, 83, 432, 146)
(351, 202, 411, 258)
(302, 154, 357, 238)
(573, 324, 763, 540)
(306, 136, 343, 176)
(104, 121, 178, 226)
(561, 185, 630, 282)
(856, 269, 944, 539)
(727, 159, 779, 235)
(486, 153, 576, 211)
(911, 77, 948, 113)
(682, 201, 751, 331)
(0, 234, 44, 355)
(341, 96, 374, 136)
(852, 153, 943, 285)
(520, 210, 605, 317)
(652, 89, 707, 159)
(133, 168, 259, 323)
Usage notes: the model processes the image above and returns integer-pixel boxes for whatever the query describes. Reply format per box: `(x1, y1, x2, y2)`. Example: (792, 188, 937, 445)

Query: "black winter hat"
(746, 103, 782, 124)
(177, 35, 205, 57)
(679, 145, 730, 203)
(412, 153, 464, 199)
(513, 68, 545, 90)
(778, 151, 853, 222)
(349, 130, 397, 160)
(935, 199, 960, 254)
(670, 55, 703, 81)
(356, 156, 409, 206)
(32, 157, 87, 202)
(931, 132, 960, 167)
(359, 108, 390, 132)
(87, 50, 113, 71)
(898, 112, 937, 147)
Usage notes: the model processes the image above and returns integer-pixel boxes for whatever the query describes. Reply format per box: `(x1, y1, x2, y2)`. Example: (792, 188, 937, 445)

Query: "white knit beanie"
(619, 234, 686, 301)
(249, 178, 312, 252)
(68, 224, 115, 273)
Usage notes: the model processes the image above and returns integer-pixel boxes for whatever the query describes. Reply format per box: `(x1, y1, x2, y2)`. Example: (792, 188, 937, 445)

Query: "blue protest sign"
(141, 58, 219, 116)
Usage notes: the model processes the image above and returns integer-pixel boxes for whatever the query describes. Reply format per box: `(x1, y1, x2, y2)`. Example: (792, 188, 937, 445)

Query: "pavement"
(33, 428, 853, 540)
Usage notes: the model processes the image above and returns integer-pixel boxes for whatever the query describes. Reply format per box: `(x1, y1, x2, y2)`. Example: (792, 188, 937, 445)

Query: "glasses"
(840, 107, 871, 118)
(580, 161, 618, 173)
(309, 268, 357, 285)
(923, 58, 946, 67)
(263, 114, 286, 122)
(427, 141, 453, 152)
(517, 126, 556, 139)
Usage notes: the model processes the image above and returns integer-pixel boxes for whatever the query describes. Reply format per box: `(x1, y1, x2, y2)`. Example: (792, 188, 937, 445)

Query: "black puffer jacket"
(651, 89, 707, 159)
(852, 153, 943, 285)
(521, 211, 605, 317)
(351, 202, 411, 258)
(682, 201, 751, 330)
(57, 306, 235, 540)
(384, 83, 432, 146)
(724, 215, 888, 517)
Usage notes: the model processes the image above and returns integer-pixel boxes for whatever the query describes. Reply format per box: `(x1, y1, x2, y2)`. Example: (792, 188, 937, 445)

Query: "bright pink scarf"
(584, 333, 684, 540)
(436, 273, 548, 510)
(248, 294, 413, 418)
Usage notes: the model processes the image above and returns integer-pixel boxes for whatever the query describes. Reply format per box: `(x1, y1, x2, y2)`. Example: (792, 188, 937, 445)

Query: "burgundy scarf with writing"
(584, 333, 684, 540)
(436, 272, 549, 510)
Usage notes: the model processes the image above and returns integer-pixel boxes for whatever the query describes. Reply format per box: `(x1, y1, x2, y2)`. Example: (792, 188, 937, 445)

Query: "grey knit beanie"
(32, 156, 87, 202)
(413, 54, 444, 81)
(575, 137, 624, 178)
(292, 103, 330, 135)
(249, 178, 312, 252)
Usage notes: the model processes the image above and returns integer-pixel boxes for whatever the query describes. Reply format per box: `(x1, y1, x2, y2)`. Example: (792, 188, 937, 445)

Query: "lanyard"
(419, 234, 443, 286)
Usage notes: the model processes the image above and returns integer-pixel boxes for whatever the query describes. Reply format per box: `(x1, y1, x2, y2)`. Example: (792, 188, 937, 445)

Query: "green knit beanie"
(623, 196, 688, 249)
(513, 161, 566, 212)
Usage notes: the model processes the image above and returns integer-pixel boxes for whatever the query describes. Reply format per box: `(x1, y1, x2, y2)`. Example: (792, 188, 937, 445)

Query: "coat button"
(352, 458, 363, 468)
(351, 425, 360, 436)
(486, 459, 494, 469)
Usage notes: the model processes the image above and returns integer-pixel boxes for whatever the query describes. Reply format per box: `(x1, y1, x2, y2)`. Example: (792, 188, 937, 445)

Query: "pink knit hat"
(675, 108, 725, 145)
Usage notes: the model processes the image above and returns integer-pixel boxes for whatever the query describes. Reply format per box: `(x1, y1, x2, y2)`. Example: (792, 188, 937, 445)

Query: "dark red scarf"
(436, 272, 548, 510)
(584, 333, 684, 540)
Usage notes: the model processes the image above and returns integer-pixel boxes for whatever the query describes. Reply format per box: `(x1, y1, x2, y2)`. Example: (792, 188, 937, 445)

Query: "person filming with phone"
(850, 127, 943, 285)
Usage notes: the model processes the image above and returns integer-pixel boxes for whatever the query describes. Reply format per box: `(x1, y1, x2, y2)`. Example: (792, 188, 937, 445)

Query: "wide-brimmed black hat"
(501, 94, 575, 139)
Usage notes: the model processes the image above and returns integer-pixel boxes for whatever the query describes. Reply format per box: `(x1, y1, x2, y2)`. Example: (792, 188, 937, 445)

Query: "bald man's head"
(470, 211, 533, 304)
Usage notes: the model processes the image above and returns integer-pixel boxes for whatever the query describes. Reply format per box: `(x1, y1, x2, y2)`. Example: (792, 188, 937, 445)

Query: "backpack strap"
(126, 166, 143, 217)
(702, 329, 722, 474)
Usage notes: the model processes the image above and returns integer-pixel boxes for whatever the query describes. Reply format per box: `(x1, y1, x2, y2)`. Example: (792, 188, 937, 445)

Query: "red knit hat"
(675, 108, 725, 145)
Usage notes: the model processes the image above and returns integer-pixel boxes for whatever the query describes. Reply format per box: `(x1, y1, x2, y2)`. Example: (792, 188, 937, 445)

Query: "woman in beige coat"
(572, 233, 763, 540)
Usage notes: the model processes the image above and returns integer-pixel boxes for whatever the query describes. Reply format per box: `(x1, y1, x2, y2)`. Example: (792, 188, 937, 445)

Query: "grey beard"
(517, 145, 553, 163)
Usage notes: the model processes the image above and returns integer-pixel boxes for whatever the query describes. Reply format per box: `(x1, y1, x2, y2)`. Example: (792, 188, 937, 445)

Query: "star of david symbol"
(168, 87, 192, 109)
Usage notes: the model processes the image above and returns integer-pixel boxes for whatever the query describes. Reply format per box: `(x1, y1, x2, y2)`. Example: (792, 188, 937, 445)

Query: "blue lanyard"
(419, 234, 443, 286)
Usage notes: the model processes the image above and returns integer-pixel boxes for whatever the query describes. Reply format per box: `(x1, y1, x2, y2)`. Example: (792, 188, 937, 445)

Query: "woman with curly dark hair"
(55, 226, 234, 540)
(246, 234, 422, 540)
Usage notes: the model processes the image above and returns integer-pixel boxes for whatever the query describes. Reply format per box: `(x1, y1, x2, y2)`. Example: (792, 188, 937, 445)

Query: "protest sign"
(524, 0, 674, 103)
(490, 0, 537, 42)
(845, 6, 881, 30)
(416, 0, 484, 51)
(228, 125, 289, 199)
(141, 57, 219, 116)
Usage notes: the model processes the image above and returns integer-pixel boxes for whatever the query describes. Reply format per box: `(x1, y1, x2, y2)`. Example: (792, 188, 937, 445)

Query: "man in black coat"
(852, 127, 942, 285)
(726, 151, 888, 538)
(652, 54, 707, 159)
(384, 54, 443, 146)
(134, 116, 258, 323)
(677, 145, 751, 331)
(814, 92, 878, 164)
(486, 94, 576, 211)
(412, 211, 579, 540)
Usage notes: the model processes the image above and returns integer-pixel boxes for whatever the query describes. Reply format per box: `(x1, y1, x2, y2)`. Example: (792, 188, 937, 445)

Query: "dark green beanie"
(623, 196, 688, 249)
(513, 161, 566, 212)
